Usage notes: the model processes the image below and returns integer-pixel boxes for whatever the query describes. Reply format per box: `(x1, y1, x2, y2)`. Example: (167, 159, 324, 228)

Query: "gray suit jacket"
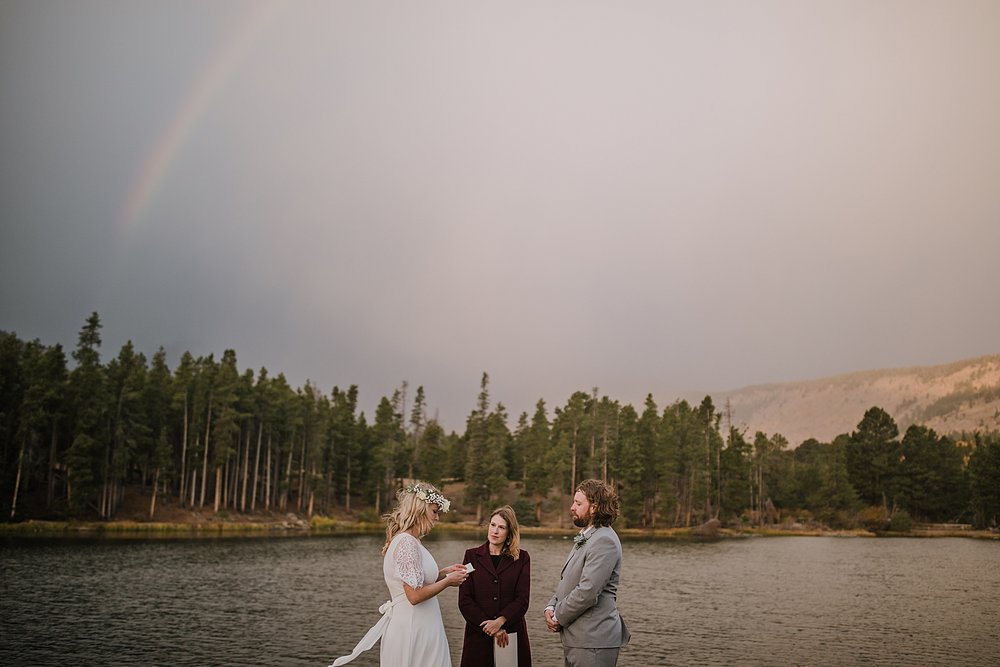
(548, 526, 630, 649)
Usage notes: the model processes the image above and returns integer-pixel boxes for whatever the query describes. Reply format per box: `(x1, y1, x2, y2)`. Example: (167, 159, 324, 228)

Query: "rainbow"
(118, 2, 284, 230)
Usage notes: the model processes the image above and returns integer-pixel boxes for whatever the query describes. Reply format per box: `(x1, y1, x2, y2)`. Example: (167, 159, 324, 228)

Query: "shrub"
(857, 505, 890, 532)
(510, 498, 539, 527)
(817, 510, 854, 530)
(888, 510, 913, 532)
(357, 509, 381, 524)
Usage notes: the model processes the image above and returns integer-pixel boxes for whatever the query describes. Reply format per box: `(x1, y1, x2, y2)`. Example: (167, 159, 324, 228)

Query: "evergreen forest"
(2, 314, 999, 530)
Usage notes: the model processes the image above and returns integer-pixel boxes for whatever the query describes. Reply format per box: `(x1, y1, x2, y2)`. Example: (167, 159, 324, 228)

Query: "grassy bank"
(4, 517, 997, 540)
(0, 518, 308, 537)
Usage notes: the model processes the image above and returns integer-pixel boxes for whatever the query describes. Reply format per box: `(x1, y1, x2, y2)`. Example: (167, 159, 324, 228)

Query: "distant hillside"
(705, 354, 1000, 446)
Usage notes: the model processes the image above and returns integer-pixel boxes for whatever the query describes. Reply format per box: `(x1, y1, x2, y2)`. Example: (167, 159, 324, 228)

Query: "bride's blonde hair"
(381, 481, 449, 555)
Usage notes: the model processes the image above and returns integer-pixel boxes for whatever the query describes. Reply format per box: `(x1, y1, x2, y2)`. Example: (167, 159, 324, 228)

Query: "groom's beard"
(572, 516, 589, 528)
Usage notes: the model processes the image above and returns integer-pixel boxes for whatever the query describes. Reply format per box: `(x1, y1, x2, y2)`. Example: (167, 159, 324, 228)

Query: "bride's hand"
(444, 569, 468, 586)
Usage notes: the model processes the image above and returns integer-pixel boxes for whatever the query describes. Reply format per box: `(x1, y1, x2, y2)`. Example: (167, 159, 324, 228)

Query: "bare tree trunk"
(251, 421, 262, 512)
(297, 435, 306, 511)
(231, 428, 244, 508)
(344, 452, 351, 512)
(325, 470, 333, 511)
(755, 466, 760, 525)
(705, 432, 712, 522)
(224, 455, 232, 509)
(590, 431, 596, 478)
(149, 467, 159, 519)
(10, 439, 26, 519)
(264, 434, 272, 511)
(240, 425, 250, 512)
(189, 467, 198, 508)
(226, 455, 232, 509)
(200, 400, 212, 508)
(687, 470, 695, 526)
(100, 476, 107, 519)
(213, 466, 222, 513)
(715, 437, 722, 520)
(225, 436, 235, 510)
(47, 427, 58, 509)
(601, 421, 609, 482)
(277, 451, 284, 511)
(570, 426, 578, 494)
(231, 451, 238, 508)
(307, 462, 316, 517)
(760, 466, 765, 525)
(282, 447, 293, 512)
(179, 391, 189, 506)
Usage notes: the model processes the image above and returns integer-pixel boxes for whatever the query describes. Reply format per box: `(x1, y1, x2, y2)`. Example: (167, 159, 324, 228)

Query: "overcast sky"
(2, 1, 998, 431)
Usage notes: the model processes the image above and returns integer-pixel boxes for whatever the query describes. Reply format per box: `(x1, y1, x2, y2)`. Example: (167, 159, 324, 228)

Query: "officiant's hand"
(494, 629, 509, 648)
(480, 616, 506, 638)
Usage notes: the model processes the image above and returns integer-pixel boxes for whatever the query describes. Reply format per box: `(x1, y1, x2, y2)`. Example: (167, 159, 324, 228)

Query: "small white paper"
(494, 631, 517, 667)
(464, 562, 475, 573)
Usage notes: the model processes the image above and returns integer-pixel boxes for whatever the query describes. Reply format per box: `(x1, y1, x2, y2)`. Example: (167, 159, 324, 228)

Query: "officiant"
(458, 505, 533, 666)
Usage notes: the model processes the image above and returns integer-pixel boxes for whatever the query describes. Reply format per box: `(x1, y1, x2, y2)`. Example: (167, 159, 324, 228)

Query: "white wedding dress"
(380, 532, 451, 667)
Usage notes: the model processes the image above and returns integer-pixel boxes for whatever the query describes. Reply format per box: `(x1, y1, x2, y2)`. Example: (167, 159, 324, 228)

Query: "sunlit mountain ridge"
(700, 354, 1000, 446)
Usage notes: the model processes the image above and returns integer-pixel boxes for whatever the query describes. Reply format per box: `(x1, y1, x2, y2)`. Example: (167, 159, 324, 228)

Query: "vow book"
(494, 632, 517, 667)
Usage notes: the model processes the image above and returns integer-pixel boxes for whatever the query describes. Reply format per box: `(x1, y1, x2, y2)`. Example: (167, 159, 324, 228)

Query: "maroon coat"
(458, 542, 532, 667)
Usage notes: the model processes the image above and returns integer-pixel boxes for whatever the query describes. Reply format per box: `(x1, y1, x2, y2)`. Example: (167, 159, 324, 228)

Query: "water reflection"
(1, 534, 997, 666)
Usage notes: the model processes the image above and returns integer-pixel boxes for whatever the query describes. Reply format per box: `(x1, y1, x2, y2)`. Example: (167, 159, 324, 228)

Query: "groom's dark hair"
(577, 479, 620, 527)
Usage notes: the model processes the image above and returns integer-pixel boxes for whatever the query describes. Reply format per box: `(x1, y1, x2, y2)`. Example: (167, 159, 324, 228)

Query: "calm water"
(2, 533, 998, 666)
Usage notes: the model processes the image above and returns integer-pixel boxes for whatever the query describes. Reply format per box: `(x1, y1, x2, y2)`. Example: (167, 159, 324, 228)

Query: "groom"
(545, 479, 630, 667)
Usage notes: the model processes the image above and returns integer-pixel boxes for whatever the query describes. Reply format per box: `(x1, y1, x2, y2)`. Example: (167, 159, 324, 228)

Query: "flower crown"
(403, 483, 451, 513)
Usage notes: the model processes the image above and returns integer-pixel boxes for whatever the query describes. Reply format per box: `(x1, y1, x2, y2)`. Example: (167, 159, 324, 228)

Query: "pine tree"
(464, 373, 492, 522)
(64, 313, 108, 514)
(522, 399, 551, 525)
(616, 405, 644, 527)
(847, 406, 902, 508)
(372, 395, 403, 514)
(10, 340, 67, 518)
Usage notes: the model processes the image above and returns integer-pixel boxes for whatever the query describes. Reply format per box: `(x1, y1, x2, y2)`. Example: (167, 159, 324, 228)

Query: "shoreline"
(3, 518, 997, 541)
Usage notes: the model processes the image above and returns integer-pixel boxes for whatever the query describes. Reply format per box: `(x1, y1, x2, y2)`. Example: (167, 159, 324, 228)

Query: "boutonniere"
(573, 533, 589, 550)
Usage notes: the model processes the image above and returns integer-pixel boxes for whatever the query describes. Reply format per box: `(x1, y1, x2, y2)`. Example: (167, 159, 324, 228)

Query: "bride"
(332, 482, 468, 666)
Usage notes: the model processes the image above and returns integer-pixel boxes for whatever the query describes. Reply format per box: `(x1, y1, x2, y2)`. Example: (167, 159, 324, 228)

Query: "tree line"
(2, 314, 999, 529)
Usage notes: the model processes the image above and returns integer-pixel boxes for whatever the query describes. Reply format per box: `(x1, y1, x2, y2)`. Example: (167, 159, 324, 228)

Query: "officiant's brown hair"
(488, 505, 522, 560)
(577, 479, 620, 527)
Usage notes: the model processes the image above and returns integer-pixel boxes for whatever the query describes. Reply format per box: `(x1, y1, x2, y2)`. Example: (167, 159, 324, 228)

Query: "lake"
(1, 533, 998, 666)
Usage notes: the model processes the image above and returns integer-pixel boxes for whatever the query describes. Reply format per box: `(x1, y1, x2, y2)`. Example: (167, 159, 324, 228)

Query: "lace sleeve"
(393, 533, 425, 589)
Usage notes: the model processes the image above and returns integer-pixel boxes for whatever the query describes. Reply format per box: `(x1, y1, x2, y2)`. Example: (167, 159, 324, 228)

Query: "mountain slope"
(707, 354, 1000, 445)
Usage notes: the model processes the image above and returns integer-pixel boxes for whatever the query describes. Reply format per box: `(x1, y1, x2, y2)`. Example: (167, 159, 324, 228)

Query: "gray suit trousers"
(564, 646, 621, 667)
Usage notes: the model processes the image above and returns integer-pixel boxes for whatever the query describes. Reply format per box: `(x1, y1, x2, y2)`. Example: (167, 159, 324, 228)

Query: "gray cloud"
(2, 1, 999, 429)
